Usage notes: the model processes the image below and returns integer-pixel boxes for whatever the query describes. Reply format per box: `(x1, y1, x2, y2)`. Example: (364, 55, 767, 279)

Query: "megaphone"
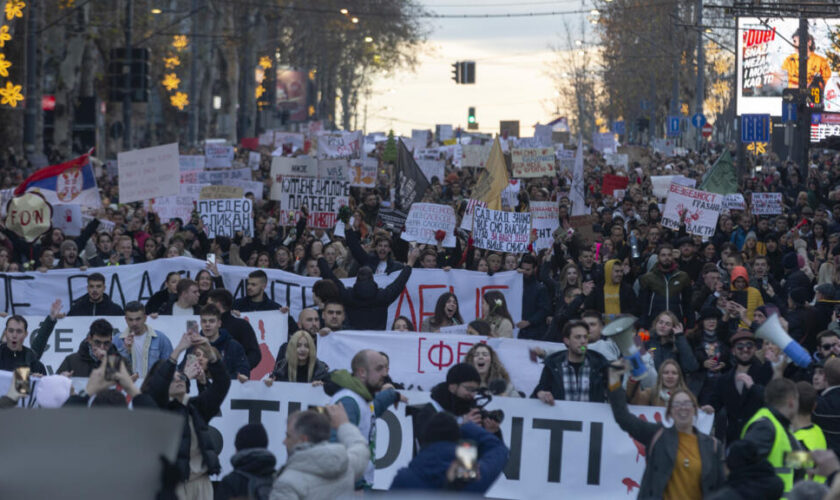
(756, 313, 811, 368)
(602, 315, 647, 377)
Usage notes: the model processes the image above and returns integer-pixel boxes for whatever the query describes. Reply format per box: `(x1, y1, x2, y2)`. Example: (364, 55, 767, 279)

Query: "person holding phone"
(113, 301, 174, 378)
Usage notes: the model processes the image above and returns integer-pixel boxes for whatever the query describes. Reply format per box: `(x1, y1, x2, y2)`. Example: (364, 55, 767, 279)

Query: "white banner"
(248, 152, 261, 171)
(651, 175, 696, 199)
(474, 207, 531, 253)
(204, 144, 234, 168)
(593, 132, 617, 154)
(460, 199, 487, 231)
(230, 180, 264, 200)
(179, 155, 205, 172)
(530, 201, 559, 251)
(273, 178, 350, 229)
(511, 147, 555, 178)
(0, 259, 523, 331)
(723, 193, 746, 211)
(118, 143, 180, 203)
(316, 131, 363, 159)
(751, 192, 783, 215)
(197, 168, 251, 186)
(401, 203, 456, 247)
(661, 184, 722, 238)
(147, 195, 195, 223)
(270, 156, 318, 178)
(197, 198, 253, 238)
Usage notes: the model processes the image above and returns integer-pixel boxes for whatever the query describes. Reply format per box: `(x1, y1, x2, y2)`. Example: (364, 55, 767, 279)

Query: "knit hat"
(782, 252, 799, 270)
(676, 236, 694, 248)
(235, 423, 268, 451)
(790, 287, 810, 306)
(33, 375, 72, 409)
(446, 363, 481, 385)
(755, 304, 780, 319)
(419, 411, 461, 448)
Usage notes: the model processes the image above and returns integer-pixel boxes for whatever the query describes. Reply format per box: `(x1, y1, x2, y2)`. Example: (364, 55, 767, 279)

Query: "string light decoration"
(161, 73, 180, 91)
(259, 56, 272, 69)
(0, 26, 10, 48)
(0, 81, 23, 107)
(170, 91, 189, 110)
(0, 53, 10, 77)
(0, 0, 24, 107)
(4, 0, 24, 20)
(255, 84, 265, 99)
(172, 35, 188, 50)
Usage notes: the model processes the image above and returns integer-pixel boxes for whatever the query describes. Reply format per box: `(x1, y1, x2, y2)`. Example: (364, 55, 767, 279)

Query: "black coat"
(0, 344, 45, 375)
(531, 349, 609, 402)
(68, 293, 124, 317)
(707, 360, 773, 444)
(232, 293, 281, 312)
(56, 340, 125, 377)
(145, 289, 175, 315)
(318, 257, 412, 330)
(221, 311, 261, 369)
(814, 386, 840, 458)
(216, 449, 277, 500)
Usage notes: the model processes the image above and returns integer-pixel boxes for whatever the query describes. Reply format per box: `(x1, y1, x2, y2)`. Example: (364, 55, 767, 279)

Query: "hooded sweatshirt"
(729, 266, 764, 328)
(603, 259, 622, 319)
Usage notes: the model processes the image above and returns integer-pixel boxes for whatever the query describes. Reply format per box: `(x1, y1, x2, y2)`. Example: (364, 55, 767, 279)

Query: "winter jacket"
(112, 326, 174, 377)
(56, 340, 125, 377)
(207, 329, 250, 379)
(67, 293, 124, 317)
(0, 315, 56, 375)
(814, 385, 840, 458)
(531, 348, 610, 402)
(390, 423, 509, 494)
(345, 229, 405, 274)
(271, 358, 329, 383)
(318, 257, 412, 331)
(216, 448, 277, 500)
(519, 275, 550, 340)
(707, 360, 773, 444)
(144, 357, 230, 481)
(270, 423, 370, 500)
(219, 311, 261, 370)
(233, 293, 281, 312)
(145, 289, 175, 315)
(584, 280, 637, 318)
(643, 333, 699, 376)
(608, 388, 725, 499)
(638, 265, 694, 329)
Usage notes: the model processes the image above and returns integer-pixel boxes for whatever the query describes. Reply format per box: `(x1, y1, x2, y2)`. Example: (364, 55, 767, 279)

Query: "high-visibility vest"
(795, 424, 827, 484)
(742, 408, 794, 493)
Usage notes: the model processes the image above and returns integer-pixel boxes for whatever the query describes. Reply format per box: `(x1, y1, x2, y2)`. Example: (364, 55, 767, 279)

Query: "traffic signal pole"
(796, 17, 809, 178)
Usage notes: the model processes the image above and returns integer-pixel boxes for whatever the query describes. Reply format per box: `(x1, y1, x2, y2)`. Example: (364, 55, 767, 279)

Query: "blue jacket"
(207, 329, 250, 379)
(390, 423, 509, 493)
(518, 276, 549, 340)
(113, 327, 174, 377)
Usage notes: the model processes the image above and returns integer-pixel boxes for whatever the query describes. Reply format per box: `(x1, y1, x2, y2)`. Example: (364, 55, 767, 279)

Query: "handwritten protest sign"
(556, 148, 576, 172)
(51, 204, 83, 236)
(204, 143, 234, 168)
(593, 132, 617, 154)
(604, 153, 628, 170)
(117, 143, 180, 203)
(416, 158, 445, 182)
(248, 152, 261, 171)
(273, 178, 350, 228)
(350, 158, 377, 187)
(473, 207, 531, 253)
(197, 198, 253, 237)
(199, 185, 243, 200)
(230, 180, 264, 200)
(148, 196, 195, 223)
(751, 192, 783, 215)
(651, 175, 696, 199)
(511, 148, 555, 178)
(461, 144, 491, 168)
(197, 168, 251, 186)
(317, 159, 350, 181)
(377, 208, 408, 231)
(530, 201, 559, 251)
(271, 156, 317, 178)
(723, 193, 746, 211)
(401, 203, 457, 247)
(661, 184, 722, 238)
(316, 130, 362, 159)
(460, 199, 487, 231)
(179, 155, 205, 171)
(273, 132, 305, 152)
(180, 170, 199, 184)
(502, 180, 521, 209)
(602, 174, 629, 197)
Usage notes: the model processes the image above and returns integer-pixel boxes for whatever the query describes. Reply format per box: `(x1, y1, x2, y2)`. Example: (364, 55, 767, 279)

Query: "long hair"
(483, 290, 513, 323)
(430, 292, 463, 328)
(652, 359, 690, 407)
(464, 343, 511, 386)
(286, 330, 317, 382)
(559, 262, 582, 290)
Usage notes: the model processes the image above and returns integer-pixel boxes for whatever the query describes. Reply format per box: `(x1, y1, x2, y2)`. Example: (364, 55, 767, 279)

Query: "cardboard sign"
(511, 147, 555, 177)
(723, 193, 746, 211)
(350, 158, 377, 187)
(273, 178, 350, 229)
(604, 153, 628, 169)
(461, 144, 492, 168)
(602, 174, 629, 197)
(196, 168, 251, 186)
(502, 180, 521, 209)
(661, 184, 722, 238)
(5, 192, 52, 243)
(199, 185, 243, 200)
(270, 156, 318, 178)
(315, 130, 362, 159)
(197, 198, 253, 237)
(472, 207, 531, 253)
(317, 159, 350, 181)
(117, 143, 180, 203)
(51, 204, 83, 237)
(204, 143, 234, 168)
(273, 132, 305, 152)
(179, 155, 205, 171)
(401, 203, 457, 247)
(147, 196, 195, 223)
(530, 201, 560, 251)
(593, 132, 616, 154)
(751, 192, 783, 215)
(534, 124, 553, 146)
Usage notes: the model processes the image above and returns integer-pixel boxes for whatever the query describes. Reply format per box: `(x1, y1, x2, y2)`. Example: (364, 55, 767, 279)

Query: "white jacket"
(270, 423, 370, 500)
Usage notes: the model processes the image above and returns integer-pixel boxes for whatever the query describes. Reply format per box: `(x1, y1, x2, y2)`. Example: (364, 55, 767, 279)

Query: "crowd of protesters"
(4, 136, 840, 499)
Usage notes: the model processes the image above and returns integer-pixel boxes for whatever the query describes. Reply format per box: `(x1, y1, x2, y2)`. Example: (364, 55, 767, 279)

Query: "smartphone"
(13, 366, 30, 395)
(186, 353, 197, 366)
(104, 354, 120, 382)
(454, 440, 478, 480)
(783, 450, 814, 469)
(186, 320, 199, 336)
(206, 253, 216, 266)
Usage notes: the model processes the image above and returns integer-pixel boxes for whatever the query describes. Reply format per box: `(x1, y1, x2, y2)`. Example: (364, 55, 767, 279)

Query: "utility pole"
(796, 17, 809, 179)
(695, 0, 704, 151)
(23, 0, 37, 152)
(188, 0, 199, 146)
(123, 0, 133, 151)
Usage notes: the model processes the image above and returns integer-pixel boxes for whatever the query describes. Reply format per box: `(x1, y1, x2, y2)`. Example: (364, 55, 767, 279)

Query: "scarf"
(602, 259, 622, 321)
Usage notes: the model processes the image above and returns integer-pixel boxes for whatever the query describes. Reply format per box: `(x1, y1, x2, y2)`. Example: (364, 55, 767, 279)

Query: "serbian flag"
(14, 150, 101, 207)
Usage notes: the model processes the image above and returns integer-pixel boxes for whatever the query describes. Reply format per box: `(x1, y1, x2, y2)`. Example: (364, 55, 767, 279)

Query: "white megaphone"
(602, 315, 647, 377)
(756, 313, 811, 368)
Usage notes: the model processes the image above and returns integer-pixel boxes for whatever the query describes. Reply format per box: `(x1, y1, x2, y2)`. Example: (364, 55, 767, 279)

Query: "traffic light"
(468, 107, 476, 124)
(107, 47, 151, 102)
(452, 62, 461, 84)
(451, 61, 475, 84)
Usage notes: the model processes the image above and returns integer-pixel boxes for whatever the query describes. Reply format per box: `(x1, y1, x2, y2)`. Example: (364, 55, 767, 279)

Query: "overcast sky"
(363, 0, 595, 137)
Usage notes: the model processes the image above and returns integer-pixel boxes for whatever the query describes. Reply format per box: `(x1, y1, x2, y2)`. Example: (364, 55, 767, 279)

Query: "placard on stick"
(472, 207, 531, 253)
(197, 198, 253, 238)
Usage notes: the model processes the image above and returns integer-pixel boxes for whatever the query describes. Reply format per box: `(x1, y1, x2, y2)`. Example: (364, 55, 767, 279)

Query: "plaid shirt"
(561, 356, 591, 402)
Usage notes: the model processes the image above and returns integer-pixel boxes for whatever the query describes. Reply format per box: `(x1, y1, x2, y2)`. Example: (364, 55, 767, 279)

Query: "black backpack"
(235, 470, 274, 500)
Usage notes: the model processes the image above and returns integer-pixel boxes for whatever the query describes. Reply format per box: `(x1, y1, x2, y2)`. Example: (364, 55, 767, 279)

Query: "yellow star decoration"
(0, 53, 10, 77)
(255, 84, 265, 99)
(4, 0, 25, 21)
(747, 142, 767, 154)
(0, 81, 23, 107)
(163, 55, 181, 69)
(0, 26, 10, 48)
(259, 56, 272, 69)
(161, 73, 180, 91)
(172, 35, 188, 50)
(170, 91, 189, 110)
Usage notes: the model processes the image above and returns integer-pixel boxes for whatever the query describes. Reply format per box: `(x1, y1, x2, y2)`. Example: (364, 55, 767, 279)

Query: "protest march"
(7, 2, 840, 499)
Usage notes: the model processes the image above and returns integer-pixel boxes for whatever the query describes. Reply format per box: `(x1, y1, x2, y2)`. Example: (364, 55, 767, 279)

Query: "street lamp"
(151, 8, 162, 14)
(364, 36, 373, 43)
(340, 8, 348, 14)
(351, 17, 359, 23)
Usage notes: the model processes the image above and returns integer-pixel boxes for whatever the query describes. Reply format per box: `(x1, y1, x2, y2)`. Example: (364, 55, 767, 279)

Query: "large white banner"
(0, 259, 523, 329)
(651, 175, 696, 200)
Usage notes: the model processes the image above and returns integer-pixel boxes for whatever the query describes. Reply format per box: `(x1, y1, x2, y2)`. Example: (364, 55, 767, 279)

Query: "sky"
(363, 0, 596, 137)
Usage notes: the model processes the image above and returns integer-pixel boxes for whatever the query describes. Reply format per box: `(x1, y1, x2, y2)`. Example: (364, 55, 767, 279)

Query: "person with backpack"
(216, 423, 276, 500)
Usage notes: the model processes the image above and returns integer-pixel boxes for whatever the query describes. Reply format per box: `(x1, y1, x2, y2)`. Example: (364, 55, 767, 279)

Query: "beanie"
(446, 363, 481, 385)
(419, 411, 461, 448)
(235, 423, 268, 451)
(782, 252, 799, 270)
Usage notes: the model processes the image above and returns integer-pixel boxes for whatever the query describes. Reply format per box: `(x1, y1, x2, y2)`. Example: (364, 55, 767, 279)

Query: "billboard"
(737, 18, 840, 116)
(811, 112, 840, 143)
(276, 69, 308, 122)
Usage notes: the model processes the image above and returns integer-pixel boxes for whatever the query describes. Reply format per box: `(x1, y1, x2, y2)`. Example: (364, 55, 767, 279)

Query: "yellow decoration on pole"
(0, 81, 23, 107)
(0, 53, 10, 77)
(172, 35, 188, 50)
(255, 85, 265, 99)
(259, 56, 272, 69)
(170, 91, 189, 110)
(746, 142, 767, 154)
(4, 0, 25, 21)
(0, 26, 10, 48)
(163, 55, 181, 69)
(161, 73, 180, 91)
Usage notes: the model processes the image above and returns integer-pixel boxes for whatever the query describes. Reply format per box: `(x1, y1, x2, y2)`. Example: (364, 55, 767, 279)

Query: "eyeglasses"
(734, 342, 755, 350)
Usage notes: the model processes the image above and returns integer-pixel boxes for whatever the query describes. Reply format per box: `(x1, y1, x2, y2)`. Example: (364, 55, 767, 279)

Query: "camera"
(473, 385, 506, 424)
